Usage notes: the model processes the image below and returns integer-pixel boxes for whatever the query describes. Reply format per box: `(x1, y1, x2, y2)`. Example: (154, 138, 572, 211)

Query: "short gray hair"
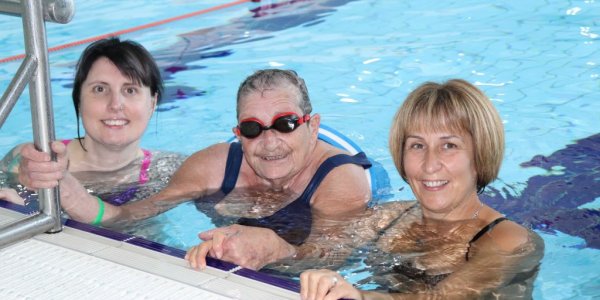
(236, 69, 312, 118)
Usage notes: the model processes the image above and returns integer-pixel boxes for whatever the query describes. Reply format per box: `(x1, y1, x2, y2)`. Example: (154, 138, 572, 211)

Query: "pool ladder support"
(0, 0, 75, 249)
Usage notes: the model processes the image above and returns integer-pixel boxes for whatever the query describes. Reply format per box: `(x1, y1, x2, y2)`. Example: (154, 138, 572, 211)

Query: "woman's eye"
(92, 85, 106, 93)
(408, 143, 424, 150)
(443, 143, 457, 149)
(124, 87, 137, 95)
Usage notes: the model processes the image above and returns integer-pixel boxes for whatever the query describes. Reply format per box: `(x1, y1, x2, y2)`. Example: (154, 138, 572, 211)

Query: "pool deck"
(0, 206, 299, 299)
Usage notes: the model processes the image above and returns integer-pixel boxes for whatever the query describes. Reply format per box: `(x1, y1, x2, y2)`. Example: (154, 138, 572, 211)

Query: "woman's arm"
(16, 142, 121, 223)
(0, 188, 24, 205)
(300, 221, 544, 300)
(16, 141, 225, 226)
(421, 222, 544, 299)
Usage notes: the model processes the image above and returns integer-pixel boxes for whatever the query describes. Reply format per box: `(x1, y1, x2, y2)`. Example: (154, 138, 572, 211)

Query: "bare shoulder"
(315, 141, 371, 194)
(180, 143, 230, 168)
(486, 219, 532, 253)
(167, 143, 231, 193)
(310, 142, 371, 216)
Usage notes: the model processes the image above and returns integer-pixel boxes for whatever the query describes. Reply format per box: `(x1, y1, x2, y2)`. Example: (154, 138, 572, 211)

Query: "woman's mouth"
(261, 154, 286, 161)
(103, 119, 129, 126)
(423, 180, 448, 188)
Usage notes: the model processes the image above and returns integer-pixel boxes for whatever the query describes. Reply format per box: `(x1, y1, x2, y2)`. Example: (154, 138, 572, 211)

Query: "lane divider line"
(0, 0, 255, 64)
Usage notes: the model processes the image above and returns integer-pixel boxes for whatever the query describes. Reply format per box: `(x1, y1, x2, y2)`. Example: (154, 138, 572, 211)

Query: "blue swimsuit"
(219, 142, 372, 245)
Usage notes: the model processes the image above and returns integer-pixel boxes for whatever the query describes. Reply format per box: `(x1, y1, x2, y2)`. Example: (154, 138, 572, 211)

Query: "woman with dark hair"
(1, 37, 185, 209)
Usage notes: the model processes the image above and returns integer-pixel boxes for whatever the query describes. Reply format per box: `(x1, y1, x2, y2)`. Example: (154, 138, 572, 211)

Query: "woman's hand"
(0, 188, 24, 205)
(18, 141, 68, 189)
(300, 269, 363, 300)
(185, 224, 296, 271)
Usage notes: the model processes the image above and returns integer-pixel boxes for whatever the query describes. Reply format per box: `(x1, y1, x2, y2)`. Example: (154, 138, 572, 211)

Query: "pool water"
(1, 0, 599, 299)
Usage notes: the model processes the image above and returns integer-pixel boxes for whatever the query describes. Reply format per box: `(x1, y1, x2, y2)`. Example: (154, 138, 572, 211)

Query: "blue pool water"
(1, 0, 599, 298)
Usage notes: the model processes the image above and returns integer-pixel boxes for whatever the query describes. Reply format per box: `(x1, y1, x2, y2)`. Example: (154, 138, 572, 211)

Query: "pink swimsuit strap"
(62, 139, 151, 184)
(139, 149, 152, 184)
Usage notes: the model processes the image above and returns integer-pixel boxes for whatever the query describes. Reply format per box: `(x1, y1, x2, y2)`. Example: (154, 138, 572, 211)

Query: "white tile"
(94, 246, 219, 286)
(226, 272, 299, 299)
(33, 229, 114, 254)
(0, 206, 25, 222)
(201, 278, 297, 300)
(0, 239, 232, 300)
(0, 217, 15, 227)
(0, 207, 21, 217)
(118, 241, 232, 279)
(59, 225, 124, 248)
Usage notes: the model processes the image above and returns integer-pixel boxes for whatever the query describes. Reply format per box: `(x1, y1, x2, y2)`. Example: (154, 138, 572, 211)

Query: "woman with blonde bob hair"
(389, 79, 504, 194)
(300, 79, 544, 300)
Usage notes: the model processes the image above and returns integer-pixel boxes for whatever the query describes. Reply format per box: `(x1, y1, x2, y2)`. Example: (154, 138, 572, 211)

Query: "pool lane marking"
(0, 0, 255, 64)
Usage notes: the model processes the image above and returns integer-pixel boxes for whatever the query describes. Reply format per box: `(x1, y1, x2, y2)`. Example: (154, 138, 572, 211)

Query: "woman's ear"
(151, 94, 158, 112)
(308, 113, 320, 140)
(310, 113, 320, 130)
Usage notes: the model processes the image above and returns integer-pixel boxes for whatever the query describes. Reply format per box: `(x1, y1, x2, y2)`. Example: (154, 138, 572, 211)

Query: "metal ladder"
(0, 0, 75, 248)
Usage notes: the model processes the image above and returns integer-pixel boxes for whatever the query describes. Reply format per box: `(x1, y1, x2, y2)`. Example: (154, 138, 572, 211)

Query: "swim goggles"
(235, 112, 311, 139)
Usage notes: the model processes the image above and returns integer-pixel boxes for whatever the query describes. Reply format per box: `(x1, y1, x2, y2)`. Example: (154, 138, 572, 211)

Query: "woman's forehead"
(240, 88, 301, 109)
(406, 117, 470, 139)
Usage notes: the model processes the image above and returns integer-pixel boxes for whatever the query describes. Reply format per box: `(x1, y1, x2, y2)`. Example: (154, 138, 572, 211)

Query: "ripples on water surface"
(0, 0, 599, 298)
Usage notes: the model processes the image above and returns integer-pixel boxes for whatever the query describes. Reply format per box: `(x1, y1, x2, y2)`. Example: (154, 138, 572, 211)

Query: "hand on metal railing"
(18, 141, 68, 190)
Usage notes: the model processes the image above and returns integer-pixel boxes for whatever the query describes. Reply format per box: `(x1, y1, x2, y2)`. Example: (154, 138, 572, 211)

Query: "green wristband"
(91, 196, 105, 226)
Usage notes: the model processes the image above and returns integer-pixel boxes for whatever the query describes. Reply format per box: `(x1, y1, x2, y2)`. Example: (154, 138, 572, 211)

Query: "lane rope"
(0, 0, 255, 64)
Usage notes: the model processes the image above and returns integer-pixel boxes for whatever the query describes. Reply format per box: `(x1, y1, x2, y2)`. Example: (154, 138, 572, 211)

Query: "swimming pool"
(1, 0, 599, 298)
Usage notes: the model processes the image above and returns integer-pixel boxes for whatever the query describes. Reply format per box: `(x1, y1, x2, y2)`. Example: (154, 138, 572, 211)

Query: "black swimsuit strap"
(469, 217, 509, 244)
(296, 151, 371, 205)
(377, 202, 419, 235)
(220, 142, 243, 195)
(466, 216, 509, 261)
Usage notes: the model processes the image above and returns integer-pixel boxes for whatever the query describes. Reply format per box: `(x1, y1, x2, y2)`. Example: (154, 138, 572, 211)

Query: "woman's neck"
(422, 193, 484, 222)
(67, 137, 143, 172)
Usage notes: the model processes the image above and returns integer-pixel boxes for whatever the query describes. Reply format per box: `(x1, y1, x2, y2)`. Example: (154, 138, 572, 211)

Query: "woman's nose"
(260, 128, 280, 150)
(108, 92, 124, 111)
(423, 148, 442, 173)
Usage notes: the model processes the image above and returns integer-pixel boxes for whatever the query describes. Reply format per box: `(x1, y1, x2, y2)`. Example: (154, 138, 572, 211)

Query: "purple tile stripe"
(0, 200, 300, 292)
(0, 199, 30, 214)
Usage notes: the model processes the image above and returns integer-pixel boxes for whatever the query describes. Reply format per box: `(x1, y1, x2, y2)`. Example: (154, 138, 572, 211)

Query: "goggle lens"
(272, 115, 298, 133)
(238, 113, 310, 139)
(239, 121, 263, 139)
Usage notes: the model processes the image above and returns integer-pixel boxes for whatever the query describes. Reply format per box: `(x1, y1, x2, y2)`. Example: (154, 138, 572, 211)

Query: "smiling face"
(403, 128, 479, 220)
(235, 85, 318, 184)
(79, 57, 156, 149)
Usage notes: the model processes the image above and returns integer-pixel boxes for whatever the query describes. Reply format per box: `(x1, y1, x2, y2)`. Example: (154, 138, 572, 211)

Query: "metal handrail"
(0, 0, 74, 24)
(0, 0, 75, 249)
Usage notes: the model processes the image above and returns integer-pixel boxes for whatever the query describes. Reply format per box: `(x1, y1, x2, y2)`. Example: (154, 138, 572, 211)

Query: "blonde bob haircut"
(389, 79, 504, 193)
